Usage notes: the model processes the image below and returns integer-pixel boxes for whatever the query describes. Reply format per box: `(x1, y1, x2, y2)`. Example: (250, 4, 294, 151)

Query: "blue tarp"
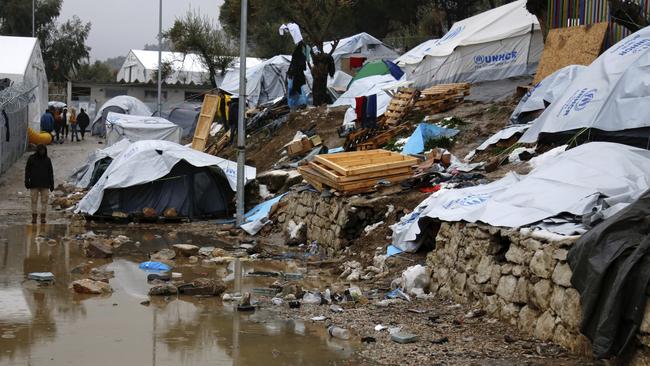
(240, 193, 288, 235)
(401, 123, 459, 155)
(383, 60, 404, 81)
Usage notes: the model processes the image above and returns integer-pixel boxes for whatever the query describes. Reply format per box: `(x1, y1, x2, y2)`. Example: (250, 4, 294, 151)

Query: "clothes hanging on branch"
(279, 23, 303, 45)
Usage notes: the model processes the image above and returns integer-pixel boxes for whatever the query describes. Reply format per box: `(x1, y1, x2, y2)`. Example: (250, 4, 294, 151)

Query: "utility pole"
(32, 0, 35, 37)
(235, 0, 247, 226)
(157, 0, 163, 117)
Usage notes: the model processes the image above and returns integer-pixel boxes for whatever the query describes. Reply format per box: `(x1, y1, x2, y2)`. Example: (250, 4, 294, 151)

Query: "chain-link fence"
(0, 83, 34, 176)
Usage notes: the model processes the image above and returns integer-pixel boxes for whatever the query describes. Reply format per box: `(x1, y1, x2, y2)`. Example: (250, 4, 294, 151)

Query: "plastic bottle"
(328, 325, 351, 340)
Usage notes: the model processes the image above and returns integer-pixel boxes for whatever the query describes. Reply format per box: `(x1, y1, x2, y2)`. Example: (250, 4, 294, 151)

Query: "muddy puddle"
(0, 224, 355, 366)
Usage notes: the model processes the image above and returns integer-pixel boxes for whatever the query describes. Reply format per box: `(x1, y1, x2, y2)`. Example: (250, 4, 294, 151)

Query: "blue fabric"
(365, 94, 377, 129)
(139, 261, 171, 272)
(40, 113, 54, 132)
(401, 123, 459, 155)
(387, 245, 403, 257)
(328, 146, 344, 153)
(287, 78, 307, 109)
(383, 60, 404, 80)
(244, 193, 288, 224)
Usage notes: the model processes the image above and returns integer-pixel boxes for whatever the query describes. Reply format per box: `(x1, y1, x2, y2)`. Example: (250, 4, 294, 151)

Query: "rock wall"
(426, 222, 650, 359)
(275, 191, 387, 252)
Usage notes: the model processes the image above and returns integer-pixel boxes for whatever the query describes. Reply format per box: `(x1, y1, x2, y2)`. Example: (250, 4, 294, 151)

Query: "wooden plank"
(311, 162, 411, 183)
(315, 150, 416, 176)
(343, 158, 417, 176)
(191, 94, 219, 151)
(534, 22, 608, 84)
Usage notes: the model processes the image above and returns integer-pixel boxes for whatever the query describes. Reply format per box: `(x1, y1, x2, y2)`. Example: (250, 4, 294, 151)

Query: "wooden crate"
(191, 94, 219, 151)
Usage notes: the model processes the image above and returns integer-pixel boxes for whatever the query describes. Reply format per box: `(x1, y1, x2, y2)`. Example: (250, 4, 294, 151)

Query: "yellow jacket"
(216, 94, 231, 121)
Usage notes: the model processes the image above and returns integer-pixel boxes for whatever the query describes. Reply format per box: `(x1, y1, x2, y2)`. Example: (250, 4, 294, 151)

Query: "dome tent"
(105, 112, 182, 147)
(91, 96, 152, 137)
(69, 139, 131, 189)
(77, 140, 256, 220)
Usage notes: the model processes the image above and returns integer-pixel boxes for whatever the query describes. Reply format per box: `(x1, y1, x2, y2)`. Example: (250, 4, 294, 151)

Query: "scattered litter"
(386, 245, 403, 257)
(386, 288, 411, 302)
(363, 221, 384, 236)
(139, 261, 171, 272)
(252, 288, 279, 297)
(330, 304, 344, 313)
(328, 325, 351, 340)
(310, 316, 327, 321)
(374, 324, 387, 331)
(407, 309, 427, 314)
(28, 272, 54, 282)
(302, 292, 322, 305)
(391, 331, 418, 344)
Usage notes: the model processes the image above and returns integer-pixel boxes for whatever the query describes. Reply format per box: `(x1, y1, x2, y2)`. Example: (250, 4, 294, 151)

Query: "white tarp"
(324, 32, 399, 70)
(0, 36, 48, 130)
(464, 124, 530, 161)
(328, 70, 353, 93)
(220, 55, 312, 107)
(397, 0, 542, 88)
(520, 26, 650, 143)
(92, 95, 152, 126)
(394, 39, 438, 75)
(105, 112, 182, 147)
(511, 65, 587, 123)
(69, 139, 131, 188)
(392, 142, 650, 252)
(77, 140, 256, 215)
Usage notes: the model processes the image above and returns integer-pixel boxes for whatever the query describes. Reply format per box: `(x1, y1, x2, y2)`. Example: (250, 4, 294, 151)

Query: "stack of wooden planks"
(298, 150, 417, 194)
(414, 83, 470, 113)
(383, 87, 417, 126)
(191, 94, 219, 151)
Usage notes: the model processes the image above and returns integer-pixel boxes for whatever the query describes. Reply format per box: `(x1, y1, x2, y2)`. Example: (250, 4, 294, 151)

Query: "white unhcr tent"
(105, 112, 182, 147)
(323, 32, 400, 71)
(0, 36, 48, 130)
(69, 139, 131, 189)
(520, 26, 650, 146)
(91, 96, 152, 136)
(393, 39, 438, 76)
(220, 55, 312, 107)
(398, 0, 543, 89)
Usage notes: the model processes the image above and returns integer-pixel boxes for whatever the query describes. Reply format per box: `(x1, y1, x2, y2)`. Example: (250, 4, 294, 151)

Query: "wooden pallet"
(414, 83, 470, 115)
(191, 94, 219, 151)
(384, 87, 417, 126)
(356, 125, 409, 151)
(298, 150, 417, 194)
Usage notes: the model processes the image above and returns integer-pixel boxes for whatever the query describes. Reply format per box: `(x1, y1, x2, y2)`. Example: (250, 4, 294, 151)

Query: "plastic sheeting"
(330, 74, 409, 123)
(105, 112, 182, 146)
(392, 142, 650, 252)
(510, 65, 586, 123)
(464, 124, 530, 161)
(323, 32, 399, 70)
(240, 193, 288, 235)
(520, 26, 650, 144)
(401, 123, 459, 155)
(91, 96, 152, 136)
(397, 0, 542, 88)
(69, 139, 131, 188)
(77, 140, 256, 215)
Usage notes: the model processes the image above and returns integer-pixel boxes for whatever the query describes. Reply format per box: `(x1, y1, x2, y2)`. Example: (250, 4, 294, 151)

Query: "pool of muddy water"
(0, 224, 355, 366)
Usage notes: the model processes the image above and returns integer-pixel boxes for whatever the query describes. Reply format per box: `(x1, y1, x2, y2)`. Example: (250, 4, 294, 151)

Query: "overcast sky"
(59, 0, 225, 60)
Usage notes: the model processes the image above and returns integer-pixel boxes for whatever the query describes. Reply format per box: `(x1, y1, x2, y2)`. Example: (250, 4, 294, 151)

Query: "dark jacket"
(40, 111, 55, 132)
(25, 152, 54, 190)
(77, 111, 90, 129)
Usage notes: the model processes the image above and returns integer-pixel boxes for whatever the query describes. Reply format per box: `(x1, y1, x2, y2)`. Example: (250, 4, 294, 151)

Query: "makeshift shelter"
(397, 0, 543, 88)
(520, 26, 650, 147)
(392, 142, 650, 252)
(349, 60, 404, 86)
(105, 112, 182, 147)
(166, 103, 201, 138)
(91, 96, 152, 136)
(0, 36, 48, 130)
(220, 55, 312, 107)
(77, 140, 256, 219)
(69, 139, 131, 189)
(510, 65, 587, 124)
(323, 32, 400, 73)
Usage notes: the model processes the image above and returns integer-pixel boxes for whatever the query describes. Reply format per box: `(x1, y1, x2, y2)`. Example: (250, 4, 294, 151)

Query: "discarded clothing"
(287, 78, 307, 109)
(349, 57, 365, 69)
(278, 23, 303, 44)
(364, 94, 377, 129)
(401, 123, 459, 155)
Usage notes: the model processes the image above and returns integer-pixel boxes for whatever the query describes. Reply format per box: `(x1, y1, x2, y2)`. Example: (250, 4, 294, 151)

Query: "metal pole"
(157, 0, 163, 117)
(32, 0, 35, 37)
(235, 0, 247, 226)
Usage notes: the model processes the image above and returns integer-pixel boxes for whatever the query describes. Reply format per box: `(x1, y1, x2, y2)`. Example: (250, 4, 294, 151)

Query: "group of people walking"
(39, 106, 90, 143)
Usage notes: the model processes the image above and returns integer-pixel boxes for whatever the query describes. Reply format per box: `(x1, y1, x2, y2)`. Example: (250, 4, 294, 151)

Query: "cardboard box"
(287, 138, 314, 157)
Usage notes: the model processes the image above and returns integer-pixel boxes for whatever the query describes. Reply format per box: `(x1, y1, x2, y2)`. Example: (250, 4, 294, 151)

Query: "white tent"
(116, 49, 263, 85)
(510, 65, 587, 124)
(323, 32, 399, 71)
(77, 140, 256, 215)
(520, 26, 650, 145)
(69, 139, 131, 188)
(105, 112, 182, 147)
(393, 39, 438, 76)
(0, 36, 48, 130)
(392, 142, 650, 252)
(397, 0, 543, 89)
(220, 55, 312, 107)
(91, 96, 152, 136)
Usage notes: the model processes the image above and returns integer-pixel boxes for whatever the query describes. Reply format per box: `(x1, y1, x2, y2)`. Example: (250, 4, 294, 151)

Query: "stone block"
(518, 305, 541, 333)
(490, 265, 502, 286)
(550, 285, 566, 314)
(557, 288, 581, 330)
(552, 249, 568, 261)
(484, 295, 500, 316)
(513, 277, 529, 304)
(500, 263, 513, 275)
(530, 279, 552, 311)
(522, 238, 542, 252)
(551, 262, 573, 287)
(502, 303, 522, 325)
(530, 249, 555, 279)
(452, 272, 467, 294)
(505, 244, 530, 265)
(640, 302, 650, 334)
(496, 275, 518, 302)
(476, 256, 493, 284)
(534, 310, 556, 341)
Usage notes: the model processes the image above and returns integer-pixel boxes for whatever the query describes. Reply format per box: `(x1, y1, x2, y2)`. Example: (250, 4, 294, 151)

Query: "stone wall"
(426, 222, 650, 359)
(274, 191, 388, 252)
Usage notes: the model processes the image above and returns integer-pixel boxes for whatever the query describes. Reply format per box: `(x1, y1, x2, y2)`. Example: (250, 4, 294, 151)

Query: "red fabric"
(349, 57, 366, 68)
(355, 96, 365, 123)
(419, 184, 442, 193)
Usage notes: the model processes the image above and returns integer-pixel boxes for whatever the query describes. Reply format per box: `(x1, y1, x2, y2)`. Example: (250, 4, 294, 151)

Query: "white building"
(116, 49, 263, 86)
(0, 35, 48, 130)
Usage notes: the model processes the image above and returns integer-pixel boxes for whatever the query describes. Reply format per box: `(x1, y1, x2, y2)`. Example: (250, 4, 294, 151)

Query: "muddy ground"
(0, 99, 595, 365)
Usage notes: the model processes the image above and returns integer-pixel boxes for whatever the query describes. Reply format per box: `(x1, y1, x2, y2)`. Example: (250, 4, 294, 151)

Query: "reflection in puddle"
(0, 224, 355, 366)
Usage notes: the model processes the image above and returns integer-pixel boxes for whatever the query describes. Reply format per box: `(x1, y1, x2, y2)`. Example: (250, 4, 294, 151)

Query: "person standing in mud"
(24, 144, 54, 224)
(77, 108, 90, 140)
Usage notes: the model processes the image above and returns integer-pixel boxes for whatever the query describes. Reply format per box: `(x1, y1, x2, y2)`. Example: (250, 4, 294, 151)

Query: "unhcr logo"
(435, 25, 465, 45)
(612, 34, 650, 56)
(558, 88, 597, 117)
(474, 51, 518, 66)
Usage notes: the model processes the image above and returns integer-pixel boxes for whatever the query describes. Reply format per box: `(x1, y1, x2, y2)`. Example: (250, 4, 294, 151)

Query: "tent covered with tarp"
(323, 32, 400, 71)
(77, 140, 256, 219)
(391, 142, 650, 252)
(397, 0, 543, 89)
(520, 26, 650, 147)
(166, 103, 201, 138)
(69, 139, 131, 189)
(105, 112, 182, 147)
(91, 96, 152, 137)
(220, 55, 313, 107)
(349, 59, 404, 86)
